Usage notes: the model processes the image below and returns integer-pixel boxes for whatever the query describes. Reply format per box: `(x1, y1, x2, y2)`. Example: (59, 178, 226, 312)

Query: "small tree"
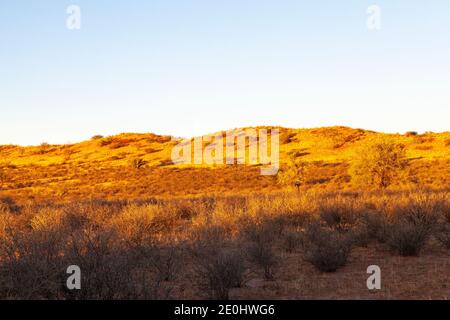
(351, 138, 407, 189)
(277, 155, 308, 191)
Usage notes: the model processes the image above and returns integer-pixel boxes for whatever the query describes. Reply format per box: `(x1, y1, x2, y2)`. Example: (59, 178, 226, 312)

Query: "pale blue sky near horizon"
(1, 0, 449, 145)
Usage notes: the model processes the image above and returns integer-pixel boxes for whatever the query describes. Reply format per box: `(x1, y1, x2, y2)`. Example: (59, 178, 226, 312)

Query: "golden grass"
(0, 126, 449, 202)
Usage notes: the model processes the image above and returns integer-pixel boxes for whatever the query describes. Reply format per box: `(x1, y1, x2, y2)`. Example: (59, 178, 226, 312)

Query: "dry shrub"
(172, 202, 196, 220)
(219, 195, 248, 213)
(0, 197, 19, 214)
(129, 158, 147, 169)
(61, 207, 91, 231)
(385, 221, 429, 256)
(347, 210, 387, 247)
(248, 242, 278, 280)
(155, 205, 184, 232)
(318, 197, 360, 232)
(256, 215, 286, 238)
(0, 226, 67, 299)
(0, 212, 14, 240)
(391, 193, 441, 232)
(111, 203, 181, 245)
(192, 224, 229, 247)
(302, 223, 353, 272)
(260, 192, 316, 228)
(242, 218, 278, 244)
(151, 245, 182, 282)
(381, 193, 443, 256)
(205, 198, 248, 236)
(64, 201, 121, 227)
(65, 226, 172, 299)
(123, 241, 180, 299)
(66, 221, 175, 299)
(282, 230, 303, 252)
(243, 221, 278, 280)
(99, 137, 113, 147)
(285, 208, 314, 228)
(110, 204, 157, 247)
(0, 202, 176, 299)
(129, 266, 173, 300)
(434, 201, 450, 248)
(0, 190, 447, 299)
(193, 247, 246, 300)
(440, 201, 450, 223)
(280, 132, 296, 144)
(30, 207, 65, 232)
(435, 224, 450, 249)
(361, 210, 387, 241)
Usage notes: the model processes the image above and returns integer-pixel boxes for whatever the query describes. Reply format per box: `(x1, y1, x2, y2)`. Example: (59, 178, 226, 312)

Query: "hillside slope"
(0, 126, 449, 202)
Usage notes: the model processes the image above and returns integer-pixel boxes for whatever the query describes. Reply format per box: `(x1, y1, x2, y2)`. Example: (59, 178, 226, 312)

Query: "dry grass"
(0, 126, 448, 299)
(0, 127, 449, 202)
(0, 190, 448, 299)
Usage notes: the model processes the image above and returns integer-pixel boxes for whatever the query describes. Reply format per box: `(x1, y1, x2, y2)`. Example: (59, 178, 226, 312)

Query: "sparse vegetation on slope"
(0, 127, 448, 202)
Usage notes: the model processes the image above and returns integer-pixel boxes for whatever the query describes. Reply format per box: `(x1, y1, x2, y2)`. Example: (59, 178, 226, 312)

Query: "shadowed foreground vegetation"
(0, 190, 448, 300)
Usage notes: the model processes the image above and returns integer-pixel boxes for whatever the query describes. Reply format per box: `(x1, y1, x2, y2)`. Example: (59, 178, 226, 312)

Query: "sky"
(1, 0, 449, 145)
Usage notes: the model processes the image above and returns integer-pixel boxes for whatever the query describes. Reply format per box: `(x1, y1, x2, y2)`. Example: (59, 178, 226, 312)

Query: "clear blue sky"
(1, 0, 449, 145)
